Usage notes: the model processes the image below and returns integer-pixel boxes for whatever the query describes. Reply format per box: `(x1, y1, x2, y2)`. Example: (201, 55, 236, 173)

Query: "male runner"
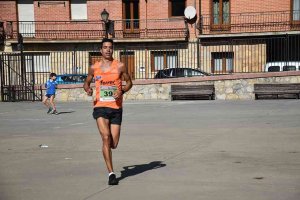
(83, 38, 132, 185)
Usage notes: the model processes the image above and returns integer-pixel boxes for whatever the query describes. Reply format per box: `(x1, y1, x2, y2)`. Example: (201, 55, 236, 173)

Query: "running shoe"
(108, 174, 118, 185)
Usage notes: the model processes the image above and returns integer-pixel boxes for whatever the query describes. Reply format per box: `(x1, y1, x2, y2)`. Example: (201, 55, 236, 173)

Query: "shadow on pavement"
(117, 161, 166, 182)
(57, 111, 75, 115)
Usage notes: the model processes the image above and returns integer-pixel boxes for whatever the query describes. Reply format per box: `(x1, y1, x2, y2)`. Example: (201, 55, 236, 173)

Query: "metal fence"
(199, 10, 300, 35)
(7, 18, 187, 40)
(1, 34, 300, 95)
(0, 53, 43, 101)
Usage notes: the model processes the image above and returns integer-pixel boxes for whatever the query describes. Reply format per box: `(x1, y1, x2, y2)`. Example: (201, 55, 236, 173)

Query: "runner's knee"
(102, 134, 111, 144)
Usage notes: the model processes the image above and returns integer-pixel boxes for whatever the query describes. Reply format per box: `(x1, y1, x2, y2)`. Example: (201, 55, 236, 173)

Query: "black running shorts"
(93, 107, 123, 125)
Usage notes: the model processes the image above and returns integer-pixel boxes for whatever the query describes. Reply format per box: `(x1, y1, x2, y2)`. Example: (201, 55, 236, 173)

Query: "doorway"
(122, 0, 140, 38)
(120, 52, 135, 80)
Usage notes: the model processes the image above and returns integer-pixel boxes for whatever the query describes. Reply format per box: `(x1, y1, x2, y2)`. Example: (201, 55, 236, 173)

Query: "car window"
(56, 75, 87, 83)
(173, 69, 184, 77)
(184, 69, 193, 77)
(61, 76, 71, 82)
(268, 66, 280, 72)
(283, 66, 296, 71)
(80, 75, 87, 81)
(163, 69, 172, 77)
(188, 69, 204, 76)
(155, 69, 171, 78)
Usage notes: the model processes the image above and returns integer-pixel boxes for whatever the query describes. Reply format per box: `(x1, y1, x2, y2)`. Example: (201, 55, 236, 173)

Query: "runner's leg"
(49, 95, 56, 110)
(110, 124, 121, 149)
(96, 117, 114, 173)
(42, 96, 50, 108)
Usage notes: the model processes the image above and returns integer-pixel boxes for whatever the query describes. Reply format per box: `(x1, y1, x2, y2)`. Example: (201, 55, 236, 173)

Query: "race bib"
(100, 85, 117, 101)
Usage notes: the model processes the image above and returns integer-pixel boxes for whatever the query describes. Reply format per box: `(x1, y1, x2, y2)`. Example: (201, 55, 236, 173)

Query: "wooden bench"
(254, 83, 300, 99)
(171, 85, 215, 100)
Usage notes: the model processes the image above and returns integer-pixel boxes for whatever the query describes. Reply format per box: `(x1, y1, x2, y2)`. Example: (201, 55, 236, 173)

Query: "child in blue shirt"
(43, 73, 58, 114)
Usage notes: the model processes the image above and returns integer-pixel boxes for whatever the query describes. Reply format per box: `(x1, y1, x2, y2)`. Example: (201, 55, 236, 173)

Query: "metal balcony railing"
(199, 10, 300, 35)
(7, 18, 188, 40)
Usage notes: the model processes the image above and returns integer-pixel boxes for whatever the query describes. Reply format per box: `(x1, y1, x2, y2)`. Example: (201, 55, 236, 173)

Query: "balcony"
(7, 18, 188, 42)
(199, 10, 300, 36)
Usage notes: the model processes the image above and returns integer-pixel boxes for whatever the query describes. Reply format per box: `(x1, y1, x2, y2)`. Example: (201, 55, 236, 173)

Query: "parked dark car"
(56, 74, 87, 84)
(154, 68, 210, 79)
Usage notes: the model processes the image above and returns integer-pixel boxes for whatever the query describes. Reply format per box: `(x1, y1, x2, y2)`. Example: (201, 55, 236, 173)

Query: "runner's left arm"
(121, 64, 133, 93)
(113, 62, 133, 99)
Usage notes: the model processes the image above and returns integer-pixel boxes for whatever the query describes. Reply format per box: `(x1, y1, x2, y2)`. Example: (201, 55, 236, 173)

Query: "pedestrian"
(43, 72, 58, 115)
(83, 38, 133, 185)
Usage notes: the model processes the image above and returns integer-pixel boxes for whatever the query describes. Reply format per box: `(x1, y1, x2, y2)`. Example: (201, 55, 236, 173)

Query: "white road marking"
(1, 118, 49, 121)
(0, 112, 11, 115)
(70, 123, 85, 126)
(12, 135, 29, 137)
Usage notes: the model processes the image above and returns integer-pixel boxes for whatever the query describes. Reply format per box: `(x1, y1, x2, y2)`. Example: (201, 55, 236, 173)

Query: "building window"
(25, 53, 50, 73)
(89, 52, 102, 65)
(123, 0, 140, 31)
(18, 0, 35, 37)
(169, 0, 186, 17)
(151, 51, 178, 71)
(211, 0, 230, 29)
(71, 0, 87, 20)
(211, 52, 233, 73)
(292, 0, 300, 22)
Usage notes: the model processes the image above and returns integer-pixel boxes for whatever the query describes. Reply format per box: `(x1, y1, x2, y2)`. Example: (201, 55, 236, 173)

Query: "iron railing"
(0, 53, 43, 101)
(1, 34, 300, 90)
(7, 18, 188, 40)
(199, 10, 300, 35)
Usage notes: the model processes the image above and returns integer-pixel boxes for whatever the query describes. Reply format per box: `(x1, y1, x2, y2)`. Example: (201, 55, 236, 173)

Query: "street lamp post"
(101, 9, 110, 38)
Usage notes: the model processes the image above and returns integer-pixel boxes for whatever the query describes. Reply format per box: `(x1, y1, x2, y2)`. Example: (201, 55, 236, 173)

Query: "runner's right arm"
(84, 66, 94, 96)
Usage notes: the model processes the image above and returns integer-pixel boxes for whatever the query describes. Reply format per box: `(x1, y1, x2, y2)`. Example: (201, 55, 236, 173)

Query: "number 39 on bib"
(100, 85, 117, 101)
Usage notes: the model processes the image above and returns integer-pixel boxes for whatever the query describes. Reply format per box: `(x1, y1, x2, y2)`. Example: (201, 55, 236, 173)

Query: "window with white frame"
(293, 0, 300, 21)
(71, 0, 87, 20)
(211, 0, 230, 29)
(151, 51, 178, 71)
(211, 52, 233, 73)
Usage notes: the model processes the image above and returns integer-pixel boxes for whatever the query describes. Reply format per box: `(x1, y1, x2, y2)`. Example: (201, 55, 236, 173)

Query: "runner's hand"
(113, 90, 122, 99)
(86, 88, 93, 96)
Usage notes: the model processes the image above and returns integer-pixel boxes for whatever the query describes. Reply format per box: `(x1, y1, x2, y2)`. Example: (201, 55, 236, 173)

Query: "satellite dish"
(184, 6, 196, 20)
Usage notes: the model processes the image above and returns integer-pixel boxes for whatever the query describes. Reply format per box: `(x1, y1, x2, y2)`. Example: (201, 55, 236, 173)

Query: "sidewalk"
(0, 100, 300, 200)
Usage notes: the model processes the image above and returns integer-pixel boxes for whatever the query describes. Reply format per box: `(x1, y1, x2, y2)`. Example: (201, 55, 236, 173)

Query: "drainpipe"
(194, 0, 196, 38)
(145, 0, 148, 78)
(16, 0, 19, 37)
(199, 0, 202, 35)
(197, 0, 201, 69)
(145, 0, 148, 37)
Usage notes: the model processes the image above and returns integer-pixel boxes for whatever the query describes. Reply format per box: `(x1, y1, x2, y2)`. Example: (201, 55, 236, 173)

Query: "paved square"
(0, 100, 300, 200)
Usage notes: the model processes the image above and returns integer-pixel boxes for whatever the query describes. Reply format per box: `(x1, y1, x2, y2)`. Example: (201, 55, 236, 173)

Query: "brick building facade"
(0, 0, 299, 80)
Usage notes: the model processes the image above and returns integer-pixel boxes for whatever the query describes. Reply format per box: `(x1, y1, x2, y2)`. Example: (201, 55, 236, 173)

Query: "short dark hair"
(49, 73, 57, 78)
(100, 38, 114, 48)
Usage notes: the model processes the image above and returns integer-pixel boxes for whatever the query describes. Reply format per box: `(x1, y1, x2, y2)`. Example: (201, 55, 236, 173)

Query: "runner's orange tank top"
(92, 60, 122, 109)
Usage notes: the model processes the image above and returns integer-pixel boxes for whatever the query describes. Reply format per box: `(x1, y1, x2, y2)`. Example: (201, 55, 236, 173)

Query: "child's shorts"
(45, 94, 55, 98)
